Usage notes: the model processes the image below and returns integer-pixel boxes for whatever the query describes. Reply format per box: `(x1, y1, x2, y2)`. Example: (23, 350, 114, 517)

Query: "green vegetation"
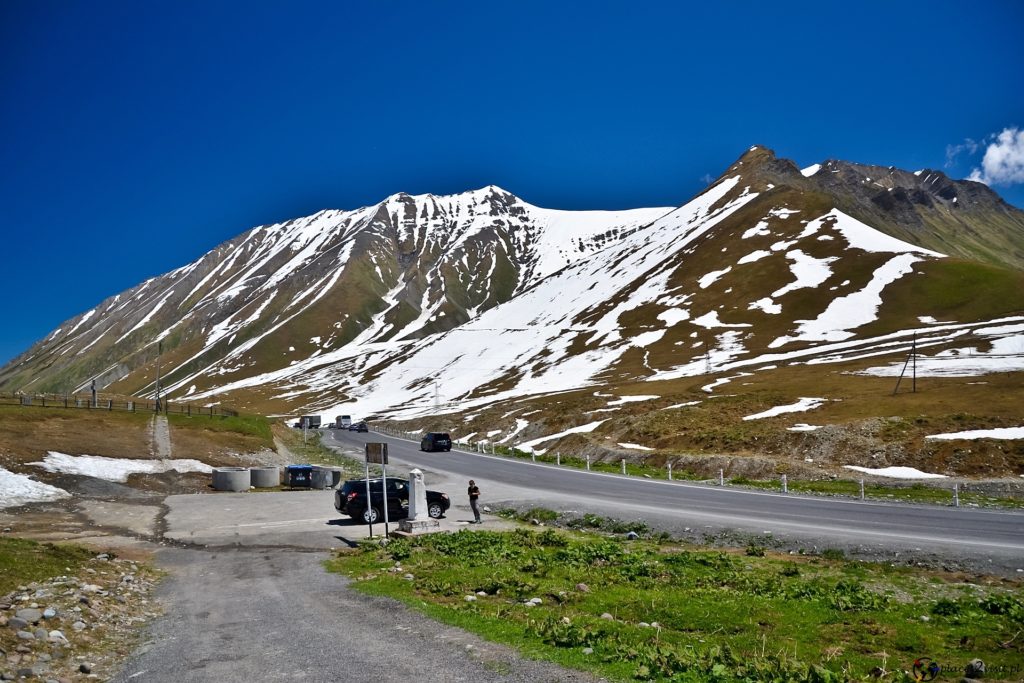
(489, 444, 703, 481)
(0, 537, 94, 595)
(727, 477, 1024, 508)
(167, 412, 273, 444)
(327, 529, 1024, 682)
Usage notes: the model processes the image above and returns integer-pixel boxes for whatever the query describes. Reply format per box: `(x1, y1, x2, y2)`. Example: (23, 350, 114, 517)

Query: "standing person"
(468, 479, 481, 524)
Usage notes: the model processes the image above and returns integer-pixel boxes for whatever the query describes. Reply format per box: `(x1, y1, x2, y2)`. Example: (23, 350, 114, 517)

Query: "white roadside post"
(719, 469, 724, 486)
(859, 479, 865, 500)
(621, 459, 626, 475)
(667, 463, 673, 480)
(953, 483, 960, 507)
(556, 452, 560, 466)
(781, 474, 788, 494)
(586, 454, 591, 471)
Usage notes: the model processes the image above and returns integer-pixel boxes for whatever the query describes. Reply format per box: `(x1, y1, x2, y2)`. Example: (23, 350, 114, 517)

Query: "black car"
(420, 432, 452, 452)
(335, 477, 449, 523)
(354, 422, 368, 432)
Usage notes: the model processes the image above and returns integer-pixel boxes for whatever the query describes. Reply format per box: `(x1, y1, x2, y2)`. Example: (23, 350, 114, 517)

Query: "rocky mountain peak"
(724, 145, 803, 187)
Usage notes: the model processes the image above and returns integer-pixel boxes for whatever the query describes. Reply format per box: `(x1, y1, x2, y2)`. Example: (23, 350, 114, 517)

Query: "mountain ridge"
(2, 146, 1022, 425)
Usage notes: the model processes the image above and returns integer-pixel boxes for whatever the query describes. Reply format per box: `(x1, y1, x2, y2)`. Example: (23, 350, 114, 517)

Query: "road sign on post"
(365, 443, 388, 465)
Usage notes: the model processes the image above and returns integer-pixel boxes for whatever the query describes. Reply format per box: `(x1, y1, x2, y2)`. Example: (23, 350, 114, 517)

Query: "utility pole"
(892, 334, 916, 396)
(155, 341, 162, 413)
(911, 332, 917, 393)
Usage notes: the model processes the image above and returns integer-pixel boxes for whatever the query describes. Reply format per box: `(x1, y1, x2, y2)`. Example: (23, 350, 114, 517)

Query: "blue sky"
(2, 1, 1023, 365)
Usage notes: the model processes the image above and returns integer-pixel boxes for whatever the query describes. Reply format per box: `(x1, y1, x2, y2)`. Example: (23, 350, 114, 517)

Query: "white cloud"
(968, 127, 1024, 185)
(944, 138, 978, 167)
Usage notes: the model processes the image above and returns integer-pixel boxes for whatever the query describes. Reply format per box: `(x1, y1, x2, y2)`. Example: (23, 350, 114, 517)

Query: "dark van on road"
(420, 432, 452, 452)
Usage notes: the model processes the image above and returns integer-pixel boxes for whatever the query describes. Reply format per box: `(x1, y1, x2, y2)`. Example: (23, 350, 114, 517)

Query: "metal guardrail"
(0, 391, 237, 417)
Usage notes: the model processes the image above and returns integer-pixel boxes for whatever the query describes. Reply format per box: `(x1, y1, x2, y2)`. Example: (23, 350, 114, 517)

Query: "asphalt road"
(325, 429, 1024, 573)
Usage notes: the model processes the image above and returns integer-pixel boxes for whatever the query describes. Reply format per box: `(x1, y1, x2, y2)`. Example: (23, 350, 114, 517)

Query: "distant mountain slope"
(735, 147, 1024, 270)
(2, 146, 1022, 421)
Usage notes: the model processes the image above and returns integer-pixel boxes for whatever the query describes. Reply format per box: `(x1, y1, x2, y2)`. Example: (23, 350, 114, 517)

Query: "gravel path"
(151, 415, 172, 459)
(110, 547, 602, 683)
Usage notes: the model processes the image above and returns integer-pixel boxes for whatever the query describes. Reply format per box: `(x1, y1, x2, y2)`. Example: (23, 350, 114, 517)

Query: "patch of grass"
(0, 405, 153, 463)
(727, 476, 1024, 508)
(167, 412, 272, 442)
(0, 537, 94, 595)
(327, 529, 1024, 682)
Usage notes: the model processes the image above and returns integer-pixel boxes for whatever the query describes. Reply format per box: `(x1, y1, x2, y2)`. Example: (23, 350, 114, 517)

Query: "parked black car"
(335, 477, 449, 523)
(420, 432, 452, 452)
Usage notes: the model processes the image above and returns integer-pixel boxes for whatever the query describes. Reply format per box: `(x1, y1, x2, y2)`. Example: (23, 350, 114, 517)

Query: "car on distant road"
(335, 477, 449, 523)
(420, 432, 452, 452)
(354, 422, 368, 432)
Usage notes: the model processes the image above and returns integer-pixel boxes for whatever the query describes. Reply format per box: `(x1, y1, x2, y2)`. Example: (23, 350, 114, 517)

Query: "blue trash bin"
(284, 464, 313, 488)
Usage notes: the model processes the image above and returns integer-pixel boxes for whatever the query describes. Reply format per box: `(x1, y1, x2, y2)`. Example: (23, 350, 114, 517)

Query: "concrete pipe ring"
(249, 466, 280, 488)
(212, 467, 251, 492)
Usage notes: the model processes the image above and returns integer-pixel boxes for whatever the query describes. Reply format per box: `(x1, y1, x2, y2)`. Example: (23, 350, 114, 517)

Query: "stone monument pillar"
(407, 468, 429, 521)
(398, 468, 440, 534)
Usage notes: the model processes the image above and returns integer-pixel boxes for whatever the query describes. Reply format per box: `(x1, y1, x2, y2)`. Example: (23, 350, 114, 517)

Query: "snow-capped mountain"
(3, 146, 1023, 421)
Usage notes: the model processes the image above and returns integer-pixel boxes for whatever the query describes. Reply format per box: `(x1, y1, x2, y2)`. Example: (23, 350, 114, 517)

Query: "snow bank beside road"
(0, 466, 70, 509)
(925, 427, 1024, 441)
(843, 465, 947, 480)
(743, 397, 826, 420)
(31, 452, 213, 483)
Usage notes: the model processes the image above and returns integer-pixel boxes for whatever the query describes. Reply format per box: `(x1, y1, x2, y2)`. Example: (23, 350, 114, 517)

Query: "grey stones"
(8, 617, 29, 630)
(78, 663, 93, 674)
(16, 630, 35, 640)
(964, 659, 986, 678)
(15, 608, 42, 623)
(42, 608, 56, 619)
(464, 595, 477, 602)
(600, 612, 614, 620)
(70, 621, 87, 632)
(575, 582, 590, 593)
(625, 531, 640, 540)
(33, 628, 48, 640)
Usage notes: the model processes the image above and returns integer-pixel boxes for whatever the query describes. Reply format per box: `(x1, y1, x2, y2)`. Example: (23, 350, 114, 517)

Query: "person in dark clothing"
(468, 479, 481, 524)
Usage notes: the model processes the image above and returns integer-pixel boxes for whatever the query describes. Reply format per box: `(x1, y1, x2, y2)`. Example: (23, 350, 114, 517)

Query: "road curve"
(325, 430, 1024, 573)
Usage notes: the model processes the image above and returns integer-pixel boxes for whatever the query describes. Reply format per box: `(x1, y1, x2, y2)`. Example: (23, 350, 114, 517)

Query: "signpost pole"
(364, 459, 373, 539)
(365, 443, 390, 538)
(381, 459, 390, 538)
